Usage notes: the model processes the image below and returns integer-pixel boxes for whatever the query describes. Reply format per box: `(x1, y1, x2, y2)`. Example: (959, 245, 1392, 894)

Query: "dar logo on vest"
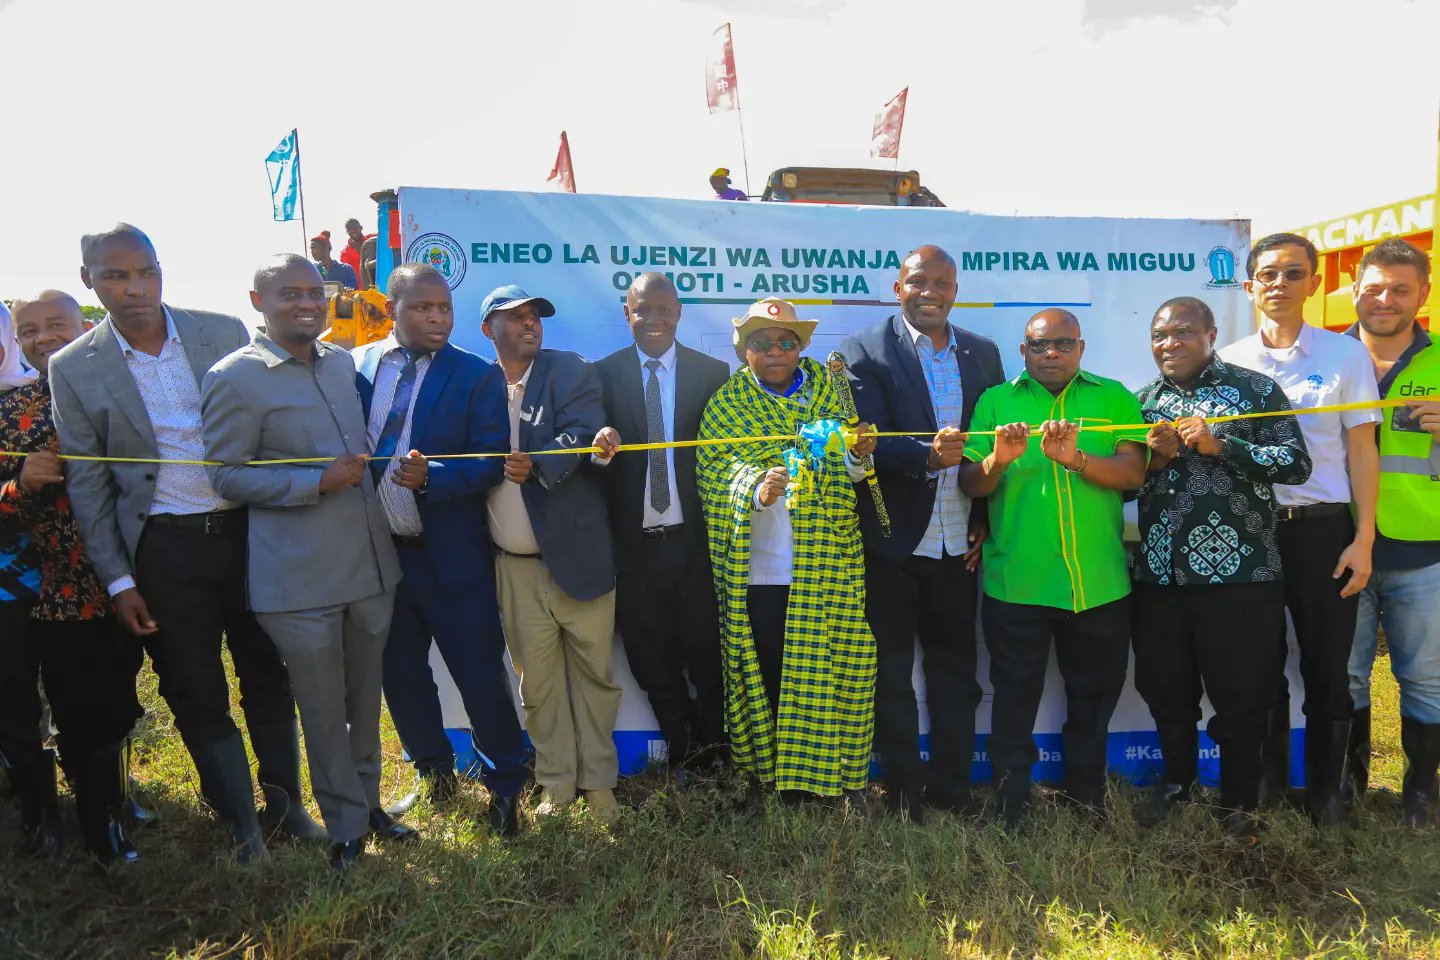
(405, 233, 467, 290)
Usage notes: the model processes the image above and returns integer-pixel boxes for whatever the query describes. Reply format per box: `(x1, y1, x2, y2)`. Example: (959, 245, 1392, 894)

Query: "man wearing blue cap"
(480, 284, 622, 824)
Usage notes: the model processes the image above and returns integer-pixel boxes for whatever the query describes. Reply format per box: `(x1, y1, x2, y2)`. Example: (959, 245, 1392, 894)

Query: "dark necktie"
(644, 359, 670, 514)
(371, 349, 417, 481)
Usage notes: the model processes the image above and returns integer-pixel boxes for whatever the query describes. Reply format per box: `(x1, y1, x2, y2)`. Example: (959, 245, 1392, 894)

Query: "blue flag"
(265, 129, 300, 222)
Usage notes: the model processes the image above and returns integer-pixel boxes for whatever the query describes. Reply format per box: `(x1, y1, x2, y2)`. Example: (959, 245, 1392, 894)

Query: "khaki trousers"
(495, 554, 620, 792)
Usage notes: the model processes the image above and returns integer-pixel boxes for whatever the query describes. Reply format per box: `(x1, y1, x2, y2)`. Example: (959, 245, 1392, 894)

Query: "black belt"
(641, 524, 685, 541)
(393, 532, 427, 549)
(1275, 502, 1349, 523)
(494, 545, 542, 560)
(148, 510, 244, 534)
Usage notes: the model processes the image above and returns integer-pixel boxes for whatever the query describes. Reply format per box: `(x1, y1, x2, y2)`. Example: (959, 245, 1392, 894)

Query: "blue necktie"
(371, 349, 417, 480)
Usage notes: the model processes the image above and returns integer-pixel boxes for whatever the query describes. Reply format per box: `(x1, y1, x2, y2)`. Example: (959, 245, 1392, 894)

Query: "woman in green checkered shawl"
(697, 298, 878, 798)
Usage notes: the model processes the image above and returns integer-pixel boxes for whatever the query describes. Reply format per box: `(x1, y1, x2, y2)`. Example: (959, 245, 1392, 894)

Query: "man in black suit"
(592, 273, 731, 775)
(841, 245, 1005, 821)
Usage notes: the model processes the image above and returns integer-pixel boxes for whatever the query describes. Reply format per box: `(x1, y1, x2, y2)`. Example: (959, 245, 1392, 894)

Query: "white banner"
(394, 187, 1297, 786)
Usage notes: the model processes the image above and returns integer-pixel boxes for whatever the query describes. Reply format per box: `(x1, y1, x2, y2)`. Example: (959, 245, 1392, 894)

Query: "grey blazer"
(200, 333, 401, 614)
(48, 306, 251, 588)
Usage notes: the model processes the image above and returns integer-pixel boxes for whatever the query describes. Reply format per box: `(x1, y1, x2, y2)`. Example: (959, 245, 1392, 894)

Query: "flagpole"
(736, 107, 753, 197)
(294, 127, 308, 255)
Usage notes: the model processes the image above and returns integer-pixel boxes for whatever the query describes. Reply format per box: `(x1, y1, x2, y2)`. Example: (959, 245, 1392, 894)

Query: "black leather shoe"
(1220, 809, 1260, 846)
(384, 768, 459, 817)
(885, 787, 925, 825)
(487, 793, 522, 837)
(1136, 782, 1191, 828)
(329, 838, 365, 872)
(368, 807, 420, 844)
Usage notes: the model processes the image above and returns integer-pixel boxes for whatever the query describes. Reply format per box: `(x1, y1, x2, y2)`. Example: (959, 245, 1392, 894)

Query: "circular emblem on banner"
(405, 233, 467, 290)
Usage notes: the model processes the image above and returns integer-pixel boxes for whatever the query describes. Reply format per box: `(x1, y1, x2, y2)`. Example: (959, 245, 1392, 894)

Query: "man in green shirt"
(960, 308, 1148, 824)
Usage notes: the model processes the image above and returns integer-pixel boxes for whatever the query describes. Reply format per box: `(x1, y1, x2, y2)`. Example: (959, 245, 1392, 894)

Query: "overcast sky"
(2, 0, 1436, 319)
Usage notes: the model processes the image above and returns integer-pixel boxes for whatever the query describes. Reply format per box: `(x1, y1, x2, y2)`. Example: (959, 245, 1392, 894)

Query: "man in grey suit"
(50, 224, 312, 862)
(200, 254, 411, 871)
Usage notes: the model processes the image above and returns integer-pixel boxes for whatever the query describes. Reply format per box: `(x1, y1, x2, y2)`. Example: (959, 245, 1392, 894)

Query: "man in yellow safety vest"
(1346, 237, 1440, 828)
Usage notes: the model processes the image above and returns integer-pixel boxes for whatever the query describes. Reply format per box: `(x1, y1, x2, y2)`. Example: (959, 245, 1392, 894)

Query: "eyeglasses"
(1025, 337, 1079, 355)
(1253, 266, 1310, 286)
(747, 337, 799, 353)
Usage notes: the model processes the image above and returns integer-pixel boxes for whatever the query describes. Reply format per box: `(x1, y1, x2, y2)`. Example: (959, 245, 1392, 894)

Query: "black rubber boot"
(1257, 702, 1291, 809)
(10, 749, 63, 856)
(73, 741, 139, 866)
(249, 721, 325, 841)
(1400, 717, 1440, 829)
(1304, 719, 1351, 829)
(1340, 707, 1371, 809)
(193, 733, 268, 863)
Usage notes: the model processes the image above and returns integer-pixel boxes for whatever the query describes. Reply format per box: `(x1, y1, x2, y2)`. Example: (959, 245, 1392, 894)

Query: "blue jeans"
(1349, 561, 1440, 723)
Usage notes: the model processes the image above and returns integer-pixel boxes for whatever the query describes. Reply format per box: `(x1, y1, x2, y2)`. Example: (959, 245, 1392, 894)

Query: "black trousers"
(0, 602, 142, 765)
(865, 550, 980, 802)
(1275, 510, 1360, 723)
(1132, 582, 1285, 804)
(746, 585, 791, 720)
(134, 516, 295, 752)
(983, 595, 1130, 803)
(616, 533, 725, 763)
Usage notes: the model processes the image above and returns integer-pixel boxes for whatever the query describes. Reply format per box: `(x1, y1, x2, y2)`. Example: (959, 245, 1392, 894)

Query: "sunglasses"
(747, 337, 800, 353)
(1025, 337, 1079, 355)
(1253, 266, 1310, 286)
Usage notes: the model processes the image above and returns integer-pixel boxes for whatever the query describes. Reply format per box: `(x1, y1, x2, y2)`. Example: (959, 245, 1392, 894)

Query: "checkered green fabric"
(697, 358, 876, 795)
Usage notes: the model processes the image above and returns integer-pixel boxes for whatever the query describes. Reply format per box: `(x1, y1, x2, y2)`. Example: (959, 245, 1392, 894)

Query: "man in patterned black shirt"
(1132, 296, 1312, 841)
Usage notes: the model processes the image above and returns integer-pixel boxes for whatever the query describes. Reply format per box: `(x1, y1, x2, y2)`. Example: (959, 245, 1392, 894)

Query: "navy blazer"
(595, 342, 730, 571)
(511, 349, 615, 602)
(840, 314, 1005, 562)
(353, 340, 509, 590)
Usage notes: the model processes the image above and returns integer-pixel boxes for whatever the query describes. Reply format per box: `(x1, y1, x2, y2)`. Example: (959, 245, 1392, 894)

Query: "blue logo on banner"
(1205, 246, 1239, 288)
(405, 233, 467, 290)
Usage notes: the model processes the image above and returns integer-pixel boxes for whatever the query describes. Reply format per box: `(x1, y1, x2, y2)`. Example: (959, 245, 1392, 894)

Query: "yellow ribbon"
(0, 397, 1414, 467)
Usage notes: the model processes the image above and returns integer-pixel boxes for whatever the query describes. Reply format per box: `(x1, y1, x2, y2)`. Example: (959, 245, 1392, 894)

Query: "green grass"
(1, 658, 1437, 959)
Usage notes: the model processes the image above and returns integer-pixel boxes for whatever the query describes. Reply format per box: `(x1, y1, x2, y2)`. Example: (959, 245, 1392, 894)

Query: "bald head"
(896, 245, 958, 335)
(1025, 308, 1080, 339)
(1021, 308, 1084, 393)
(903, 245, 956, 273)
(9, 289, 83, 323)
(625, 272, 682, 359)
(11, 290, 88, 374)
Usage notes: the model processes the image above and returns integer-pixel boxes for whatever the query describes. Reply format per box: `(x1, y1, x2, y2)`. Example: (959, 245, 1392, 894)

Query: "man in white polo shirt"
(1219, 232, 1380, 828)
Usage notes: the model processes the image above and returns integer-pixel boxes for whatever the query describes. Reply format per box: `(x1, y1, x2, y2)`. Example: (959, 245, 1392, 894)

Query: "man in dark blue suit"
(353, 263, 529, 836)
(840, 245, 1005, 822)
(480, 284, 621, 824)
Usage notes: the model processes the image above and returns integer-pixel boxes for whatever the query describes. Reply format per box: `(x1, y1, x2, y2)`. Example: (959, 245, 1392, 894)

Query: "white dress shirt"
(1219, 322, 1381, 507)
(107, 309, 234, 596)
(363, 337, 431, 537)
(635, 344, 684, 528)
(747, 367, 869, 585)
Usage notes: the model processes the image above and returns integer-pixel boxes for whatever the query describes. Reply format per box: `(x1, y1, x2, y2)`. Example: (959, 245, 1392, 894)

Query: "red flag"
(870, 87, 908, 160)
(547, 131, 576, 193)
(705, 23, 739, 114)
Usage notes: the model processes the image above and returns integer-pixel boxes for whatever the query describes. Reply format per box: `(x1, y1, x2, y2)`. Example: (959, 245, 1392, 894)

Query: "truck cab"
(761, 167, 944, 207)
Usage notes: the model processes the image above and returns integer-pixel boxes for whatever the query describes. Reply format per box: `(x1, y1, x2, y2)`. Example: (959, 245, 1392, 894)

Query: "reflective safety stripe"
(1379, 454, 1440, 478)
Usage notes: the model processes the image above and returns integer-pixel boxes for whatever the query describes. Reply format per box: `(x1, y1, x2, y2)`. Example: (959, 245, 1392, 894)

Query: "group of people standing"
(0, 226, 1435, 873)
